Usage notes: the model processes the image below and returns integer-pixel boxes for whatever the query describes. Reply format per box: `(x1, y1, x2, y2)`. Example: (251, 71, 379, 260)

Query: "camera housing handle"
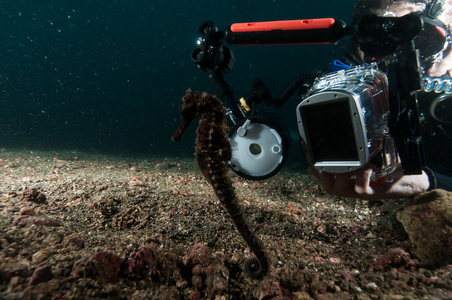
(387, 42, 425, 174)
(354, 13, 425, 174)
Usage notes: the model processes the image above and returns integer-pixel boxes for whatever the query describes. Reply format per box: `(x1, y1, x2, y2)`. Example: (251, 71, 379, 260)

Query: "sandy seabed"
(0, 148, 451, 299)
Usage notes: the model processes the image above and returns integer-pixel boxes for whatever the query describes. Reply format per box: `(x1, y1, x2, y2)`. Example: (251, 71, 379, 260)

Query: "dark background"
(0, 0, 355, 158)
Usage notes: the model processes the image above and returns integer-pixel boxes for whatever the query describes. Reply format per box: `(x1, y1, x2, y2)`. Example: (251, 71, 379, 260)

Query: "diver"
(310, 0, 452, 200)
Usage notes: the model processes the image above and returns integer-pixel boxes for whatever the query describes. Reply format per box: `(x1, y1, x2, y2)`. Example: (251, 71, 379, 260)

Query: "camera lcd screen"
(300, 98, 359, 162)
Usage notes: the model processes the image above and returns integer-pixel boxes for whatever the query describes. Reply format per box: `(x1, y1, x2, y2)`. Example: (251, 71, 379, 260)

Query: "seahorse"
(172, 89, 270, 279)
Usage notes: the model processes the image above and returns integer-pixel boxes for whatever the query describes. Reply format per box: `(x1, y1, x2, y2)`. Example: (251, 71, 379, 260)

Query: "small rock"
(396, 189, 452, 265)
(128, 176, 144, 187)
(92, 251, 123, 284)
(72, 251, 124, 284)
(13, 215, 60, 227)
(19, 207, 36, 216)
(29, 266, 53, 285)
(21, 188, 47, 204)
(125, 246, 157, 279)
(33, 216, 60, 227)
(176, 279, 188, 289)
(373, 248, 415, 271)
(255, 278, 291, 299)
(61, 234, 84, 250)
(71, 258, 95, 279)
(329, 257, 341, 264)
(32, 250, 50, 264)
(155, 161, 172, 170)
(205, 264, 229, 298)
(0, 260, 31, 280)
(0, 239, 9, 249)
(365, 282, 378, 291)
(8, 276, 23, 292)
(183, 243, 211, 268)
(13, 215, 33, 227)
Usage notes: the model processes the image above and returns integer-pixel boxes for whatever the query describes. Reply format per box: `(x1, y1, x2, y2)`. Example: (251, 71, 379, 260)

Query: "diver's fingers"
(309, 167, 335, 194)
(354, 164, 373, 195)
(328, 172, 354, 197)
(310, 167, 353, 197)
(309, 167, 335, 193)
(309, 167, 321, 181)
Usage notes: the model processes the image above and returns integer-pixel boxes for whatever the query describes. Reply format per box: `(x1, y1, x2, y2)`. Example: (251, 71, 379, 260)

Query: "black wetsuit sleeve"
(434, 171, 452, 191)
(425, 167, 452, 191)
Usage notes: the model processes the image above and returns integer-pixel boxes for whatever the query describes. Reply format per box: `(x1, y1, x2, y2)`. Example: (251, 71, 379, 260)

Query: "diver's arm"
(310, 164, 430, 200)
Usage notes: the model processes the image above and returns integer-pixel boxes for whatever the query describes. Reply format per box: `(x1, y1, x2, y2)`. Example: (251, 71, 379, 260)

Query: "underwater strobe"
(190, 20, 292, 180)
(229, 113, 290, 180)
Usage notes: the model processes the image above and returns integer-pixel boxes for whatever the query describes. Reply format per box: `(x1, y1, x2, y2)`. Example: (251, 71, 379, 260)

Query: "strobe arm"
(207, 69, 244, 121)
(190, 18, 351, 121)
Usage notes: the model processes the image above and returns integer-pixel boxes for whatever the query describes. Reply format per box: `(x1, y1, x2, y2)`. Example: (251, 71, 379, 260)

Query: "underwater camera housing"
(297, 64, 399, 179)
(190, 10, 430, 180)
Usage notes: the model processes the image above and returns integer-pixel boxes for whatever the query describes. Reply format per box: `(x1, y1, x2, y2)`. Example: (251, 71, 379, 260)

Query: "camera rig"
(191, 13, 426, 180)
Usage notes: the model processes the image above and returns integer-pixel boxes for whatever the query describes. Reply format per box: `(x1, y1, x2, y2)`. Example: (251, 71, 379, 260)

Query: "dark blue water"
(0, 0, 355, 157)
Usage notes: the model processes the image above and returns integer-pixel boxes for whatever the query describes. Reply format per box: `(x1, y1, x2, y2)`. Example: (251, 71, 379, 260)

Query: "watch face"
(430, 94, 452, 123)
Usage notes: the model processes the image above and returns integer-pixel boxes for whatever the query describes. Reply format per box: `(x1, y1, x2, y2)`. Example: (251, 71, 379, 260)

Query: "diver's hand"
(309, 164, 430, 200)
